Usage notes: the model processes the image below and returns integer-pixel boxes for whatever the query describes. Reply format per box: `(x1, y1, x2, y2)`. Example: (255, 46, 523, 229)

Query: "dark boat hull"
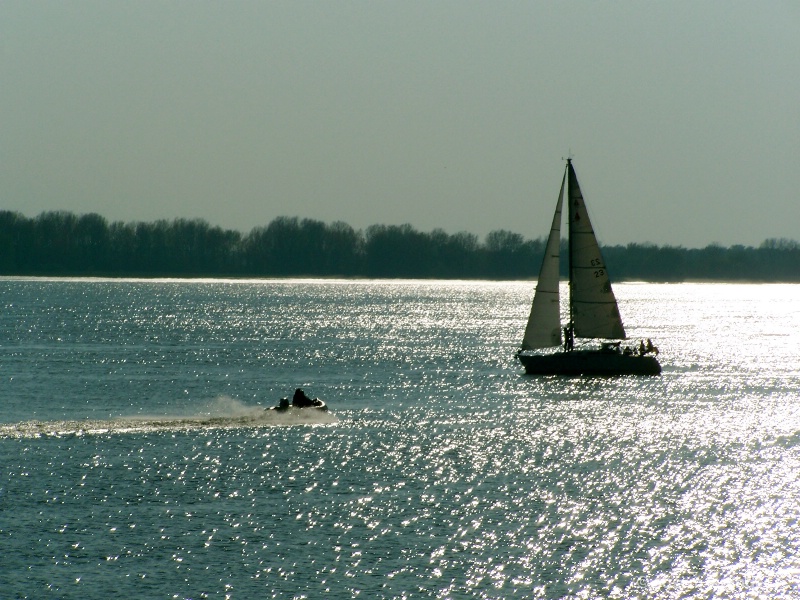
(269, 399, 328, 412)
(268, 404, 328, 413)
(518, 350, 661, 376)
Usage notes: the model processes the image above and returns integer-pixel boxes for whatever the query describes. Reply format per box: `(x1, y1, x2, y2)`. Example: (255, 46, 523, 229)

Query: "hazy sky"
(2, 1, 798, 248)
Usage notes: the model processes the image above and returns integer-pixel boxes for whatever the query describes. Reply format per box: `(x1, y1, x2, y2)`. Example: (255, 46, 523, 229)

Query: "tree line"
(1, 210, 799, 281)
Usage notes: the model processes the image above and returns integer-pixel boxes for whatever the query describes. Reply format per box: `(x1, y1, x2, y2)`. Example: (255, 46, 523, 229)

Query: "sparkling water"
(1, 279, 799, 598)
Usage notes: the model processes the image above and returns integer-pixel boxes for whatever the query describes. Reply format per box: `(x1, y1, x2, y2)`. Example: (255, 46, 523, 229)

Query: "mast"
(564, 158, 575, 350)
(566, 159, 574, 351)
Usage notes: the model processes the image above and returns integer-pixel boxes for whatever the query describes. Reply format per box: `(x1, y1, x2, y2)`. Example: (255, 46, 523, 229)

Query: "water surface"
(1, 279, 799, 598)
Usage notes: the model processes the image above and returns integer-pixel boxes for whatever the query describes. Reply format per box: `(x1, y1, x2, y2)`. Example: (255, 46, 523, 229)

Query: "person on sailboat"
(563, 324, 574, 352)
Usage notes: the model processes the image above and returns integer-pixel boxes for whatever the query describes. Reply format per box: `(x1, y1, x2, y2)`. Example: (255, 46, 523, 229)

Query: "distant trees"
(753, 238, 800, 281)
(1, 209, 799, 281)
(242, 217, 361, 276)
(0, 211, 242, 276)
(483, 230, 545, 279)
(604, 238, 800, 282)
(604, 243, 688, 282)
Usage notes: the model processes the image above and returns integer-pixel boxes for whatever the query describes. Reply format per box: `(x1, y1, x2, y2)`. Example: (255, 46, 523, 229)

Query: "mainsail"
(566, 160, 626, 340)
(520, 170, 565, 350)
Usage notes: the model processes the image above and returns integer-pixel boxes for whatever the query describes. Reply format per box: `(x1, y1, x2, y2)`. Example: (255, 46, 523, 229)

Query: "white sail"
(566, 160, 626, 340)
(521, 169, 565, 349)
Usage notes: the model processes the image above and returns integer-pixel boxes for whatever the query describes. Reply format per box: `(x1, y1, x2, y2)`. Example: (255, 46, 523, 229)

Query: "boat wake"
(0, 396, 338, 439)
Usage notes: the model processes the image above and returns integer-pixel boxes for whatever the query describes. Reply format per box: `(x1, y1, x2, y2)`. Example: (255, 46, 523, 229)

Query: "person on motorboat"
(292, 388, 315, 407)
(291, 388, 328, 410)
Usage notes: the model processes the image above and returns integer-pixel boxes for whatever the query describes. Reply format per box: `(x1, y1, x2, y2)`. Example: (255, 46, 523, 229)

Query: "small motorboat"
(268, 389, 328, 412)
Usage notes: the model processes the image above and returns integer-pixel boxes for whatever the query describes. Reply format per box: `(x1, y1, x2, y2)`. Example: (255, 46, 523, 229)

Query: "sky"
(2, 1, 799, 248)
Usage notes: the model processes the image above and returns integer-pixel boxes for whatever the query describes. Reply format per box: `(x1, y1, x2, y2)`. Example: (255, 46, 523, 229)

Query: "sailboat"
(517, 159, 661, 375)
